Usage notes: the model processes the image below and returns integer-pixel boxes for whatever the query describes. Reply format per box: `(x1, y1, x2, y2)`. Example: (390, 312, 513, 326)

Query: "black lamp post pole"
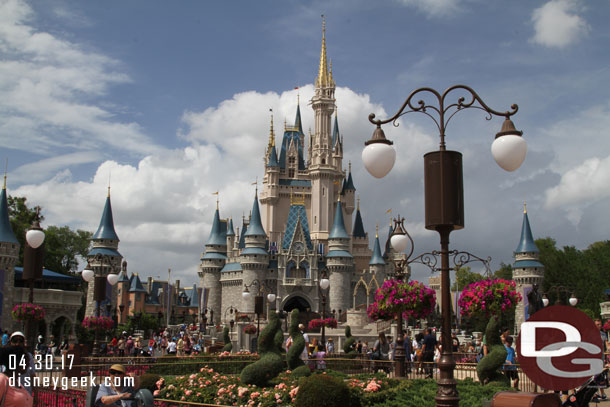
(366, 85, 523, 407)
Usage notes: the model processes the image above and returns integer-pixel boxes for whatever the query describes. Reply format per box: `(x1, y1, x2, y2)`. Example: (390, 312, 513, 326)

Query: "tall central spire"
(316, 15, 333, 88)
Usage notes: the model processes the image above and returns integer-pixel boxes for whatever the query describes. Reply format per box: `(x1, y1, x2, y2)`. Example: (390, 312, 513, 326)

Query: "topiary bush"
(222, 327, 232, 352)
(343, 325, 357, 355)
(295, 373, 361, 407)
(476, 316, 509, 386)
(286, 309, 306, 371)
(138, 373, 161, 393)
(240, 311, 285, 386)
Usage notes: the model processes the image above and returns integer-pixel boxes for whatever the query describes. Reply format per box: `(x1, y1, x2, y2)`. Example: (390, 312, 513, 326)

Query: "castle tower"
(327, 198, 354, 313)
(309, 19, 344, 241)
(0, 175, 19, 330)
(198, 203, 227, 323)
(351, 197, 371, 274)
(369, 228, 386, 277)
(85, 190, 123, 317)
(226, 218, 236, 260)
(116, 262, 129, 324)
(240, 191, 269, 313)
(513, 204, 544, 334)
(341, 162, 356, 236)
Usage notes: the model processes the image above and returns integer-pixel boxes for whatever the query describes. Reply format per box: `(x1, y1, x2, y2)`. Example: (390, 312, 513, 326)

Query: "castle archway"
(282, 295, 311, 313)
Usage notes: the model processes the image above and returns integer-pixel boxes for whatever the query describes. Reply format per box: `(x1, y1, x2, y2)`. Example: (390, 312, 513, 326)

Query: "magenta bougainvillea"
(367, 279, 436, 321)
(12, 303, 45, 321)
(603, 321, 610, 332)
(82, 316, 114, 331)
(458, 279, 522, 318)
(243, 324, 257, 335)
(307, 317, 338, 330)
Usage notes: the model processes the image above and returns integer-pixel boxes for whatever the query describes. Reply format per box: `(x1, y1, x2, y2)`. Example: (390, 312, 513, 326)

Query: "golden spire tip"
(3, 159, 7, 190)
(376, 223, 379, 238)
(357, 195, 360, 211)
(524, 201, 527, 214)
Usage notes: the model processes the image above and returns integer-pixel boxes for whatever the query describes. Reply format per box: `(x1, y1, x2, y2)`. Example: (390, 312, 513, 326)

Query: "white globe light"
(267, 293, 276, 303)
(362, 143, 396, 178)
(242, 290, 251, 300)
(390, 234, 409, 253)
(569, 296, 578, 306)
(82, 269, 94, 282)
(107, 273, 119, 286)
(26, 229, 45, 249)
(542, 297, 549, 307)
(320, 278, 330, 291)
(491, 135, 527, 172)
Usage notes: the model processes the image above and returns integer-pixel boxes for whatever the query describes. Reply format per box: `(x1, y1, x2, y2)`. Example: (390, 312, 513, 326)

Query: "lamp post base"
(435, 354, 459, 407)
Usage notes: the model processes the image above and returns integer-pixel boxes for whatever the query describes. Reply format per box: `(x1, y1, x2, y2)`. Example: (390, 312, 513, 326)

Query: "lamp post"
(166, 268, 172, 327)
(542, 286, 578, 307)
(81, 254, 119, 355)
(319, 270, 330, 347)
(242, 279, 275, 338)
(363, 85, 525, 407)
(23, 213, 45, 353)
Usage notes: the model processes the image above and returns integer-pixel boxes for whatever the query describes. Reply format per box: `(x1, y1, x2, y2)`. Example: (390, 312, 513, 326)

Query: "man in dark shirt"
(421, 328, 438, 378)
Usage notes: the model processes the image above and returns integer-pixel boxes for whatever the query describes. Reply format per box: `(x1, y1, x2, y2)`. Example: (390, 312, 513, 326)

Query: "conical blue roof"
(226, 218, 235, 236)
(245, 193, 266, 237)
(295, 103, 303, 135)
(343, 172, 355, 191)
(332, 115, 340, 149)
(370, 235, 385, 265)
(267, 146, 279, 167)
(129, 274, 147, 293)
(515, 210, 539, 253)
(0, 188, 17, 244)
(93, 196, 119, 241)
(206, 209, 227, 246)
(119, 271, 129, 283)
(353, 209, 366, 238)
(329, 201, 349, 239)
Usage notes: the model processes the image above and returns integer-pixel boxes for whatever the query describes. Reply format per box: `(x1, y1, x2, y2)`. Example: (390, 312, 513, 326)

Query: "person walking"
(372, 333, 390, 373)
(421, 328, 438, 378)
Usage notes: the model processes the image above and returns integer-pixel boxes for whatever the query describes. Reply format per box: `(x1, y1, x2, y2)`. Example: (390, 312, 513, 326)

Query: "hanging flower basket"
(243, 324, 257, 335)
(458, 279, 522, 318)
(237, 314, 251, 322)
(367, 279, 436, 321)
(308, 317, 338, 330)
(82, 316, 114, 331)
(12, 303, 45, 321)
(603, 321, 610, 332)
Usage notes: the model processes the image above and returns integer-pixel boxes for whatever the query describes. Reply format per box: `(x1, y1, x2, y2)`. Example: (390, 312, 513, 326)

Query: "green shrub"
(343, 325, 356, 355)
(286, 309, 305, 370)
(477, 316, 509, 386)
(222, 327, 232, 352)
(138, 373, 161, 393)
(291, 365, 311, 378)
(240, 312, 285, 386)
(239, 353, 285, 387)
(295, 373, 360, 407)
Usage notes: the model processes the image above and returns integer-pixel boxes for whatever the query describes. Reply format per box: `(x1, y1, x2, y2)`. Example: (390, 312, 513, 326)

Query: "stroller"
(562, 368, 609, 407)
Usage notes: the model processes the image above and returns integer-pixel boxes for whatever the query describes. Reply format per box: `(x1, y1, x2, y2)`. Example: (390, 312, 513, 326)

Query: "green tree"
(493, 263, 512, 280)
(8, 195, 91, 275)
(44, 226, 92, 274)
(452, 267, 484, 292)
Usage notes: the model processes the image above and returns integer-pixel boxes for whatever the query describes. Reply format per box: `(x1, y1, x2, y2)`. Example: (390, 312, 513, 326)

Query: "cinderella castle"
(198, 24, 399, 323)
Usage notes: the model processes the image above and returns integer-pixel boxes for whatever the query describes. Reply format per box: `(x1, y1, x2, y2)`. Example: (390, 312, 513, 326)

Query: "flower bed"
(154, 367, 513, 407)
(12, 303, 45, 321)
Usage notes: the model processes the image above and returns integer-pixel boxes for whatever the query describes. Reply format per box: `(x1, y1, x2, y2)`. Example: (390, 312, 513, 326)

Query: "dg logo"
(517, 305, 604, 391)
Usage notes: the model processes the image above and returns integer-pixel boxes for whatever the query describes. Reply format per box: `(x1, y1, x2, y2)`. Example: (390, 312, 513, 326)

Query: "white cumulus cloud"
(531, 0, 589, 48)
(395, 0, 461, 17)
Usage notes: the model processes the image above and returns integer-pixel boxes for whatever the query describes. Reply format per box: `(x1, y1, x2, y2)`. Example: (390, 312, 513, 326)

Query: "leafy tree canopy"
(8, 195, 91, 275)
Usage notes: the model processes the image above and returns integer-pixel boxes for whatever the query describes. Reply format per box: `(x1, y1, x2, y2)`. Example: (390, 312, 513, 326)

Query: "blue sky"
(2, 0, 609, 288)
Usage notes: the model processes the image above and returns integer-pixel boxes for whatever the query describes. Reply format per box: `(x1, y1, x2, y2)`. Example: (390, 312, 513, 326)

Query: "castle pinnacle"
(93, 195, 119, 241)
(316, 15, 333, 88)
(329, 199, 349, 239)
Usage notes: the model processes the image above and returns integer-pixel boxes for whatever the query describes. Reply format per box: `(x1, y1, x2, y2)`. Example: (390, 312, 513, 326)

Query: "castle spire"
(515, 206, 538, 253)
(352, 200, 366, 238)
(245, 190, 265, 237)
(329, 199, 349, 239)
(369, 231, 385, 266)
(316, 15, 330, 88)
(205, 207, 226, 246)
(93, 194, 119, 241)
(0, 171, 17, 244)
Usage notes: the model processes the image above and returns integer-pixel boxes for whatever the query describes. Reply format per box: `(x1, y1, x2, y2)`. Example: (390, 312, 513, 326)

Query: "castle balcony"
(14, 287, 82, 307)
(282, 278, 314, 286)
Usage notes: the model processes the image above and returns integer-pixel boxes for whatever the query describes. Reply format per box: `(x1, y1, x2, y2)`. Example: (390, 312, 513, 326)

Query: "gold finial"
(107, 172, 111, 197)
(357, 195, 360, 210)
(284, 118, 287, 131)
(317, 14, 329, 88)
(376, 223, 379, 238)
(252, 177, 258, 195)
(269, 109, 275, 147)
(348, 160, 351, 173)
(212, 191, 219, 210)
(337, 193, 341, 203)
(524, 201, 527, 214)
(297, 93, 300, 106)
(3, 159, 7, 190)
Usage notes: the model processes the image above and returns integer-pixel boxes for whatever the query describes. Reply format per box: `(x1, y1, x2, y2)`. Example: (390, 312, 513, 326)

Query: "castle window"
(322, 159, 326, 164)
(322, 188, 325, 196)
(314, 216, 317, 224)
(289, 169, 295, 178)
